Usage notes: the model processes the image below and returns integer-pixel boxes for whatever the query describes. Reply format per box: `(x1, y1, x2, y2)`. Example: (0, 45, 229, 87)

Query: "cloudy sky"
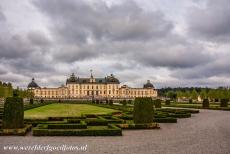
(0, 0, 230, 89)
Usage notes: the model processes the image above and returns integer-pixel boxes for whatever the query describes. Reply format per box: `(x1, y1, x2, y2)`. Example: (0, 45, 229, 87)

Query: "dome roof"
(28, 78, 40, 88)
(143, 80, 154, 88)
(106, 74, 120, 83)
(67, 73, 76, 82)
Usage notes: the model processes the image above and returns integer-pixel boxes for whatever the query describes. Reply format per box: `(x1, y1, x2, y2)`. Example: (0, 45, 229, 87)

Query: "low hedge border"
(85, 118, 108, 126)
(153, 118, 177, 123)
(0, 124, 32, 136)
(116, 123, 160, 129)
(43, 121, 87, 129)
(168, 113, 191, 118)
(98, 116, 124, 124)
(33, 124, 122, 136)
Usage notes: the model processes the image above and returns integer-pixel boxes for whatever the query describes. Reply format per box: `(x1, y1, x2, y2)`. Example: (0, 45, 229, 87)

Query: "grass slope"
(24, 104, 119, 119)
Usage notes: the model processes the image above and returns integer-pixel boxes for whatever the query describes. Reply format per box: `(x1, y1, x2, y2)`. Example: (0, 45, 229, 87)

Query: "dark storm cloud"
(33, 0, 211, 69)
(171, 58, 230, 79)
(188, 0, 230, 42)
(33, 0, 173, 43)
(0, 34, 33, 59)
(1, 0, 230, 88)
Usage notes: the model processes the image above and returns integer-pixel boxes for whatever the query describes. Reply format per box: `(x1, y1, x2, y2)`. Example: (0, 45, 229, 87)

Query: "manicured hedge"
(133, 97, 154, 124)
(169, 113, 191, 118)
(153, 117, 177, 123)
(29, 98, 34, 105)
(120, 100, 127, 106)
(46, 121, 87, 129)
(220, 99, 229, 107)
(117, 123, 159, 129)
(33, 124, 122, 136)
(67, 119, 81, 123)
(119, 114, 133, 120)
(165, 100, 171, 105)
(98, 116, 124, 124)
(154, 99, 162, 108)
(202, 99, 209, 108)
(3, 97, 24, 129)
(85, 119, 108, 126)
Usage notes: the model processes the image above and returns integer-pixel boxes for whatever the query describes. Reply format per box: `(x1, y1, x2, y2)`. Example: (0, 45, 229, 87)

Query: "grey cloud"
(27, 31, 51, 47)
(171, 58, 230, 79)
(0, 34, 33, 59)
(188, 0, 230, 42)
(33, 0, 173, 43)
(0, 11, 5, 21)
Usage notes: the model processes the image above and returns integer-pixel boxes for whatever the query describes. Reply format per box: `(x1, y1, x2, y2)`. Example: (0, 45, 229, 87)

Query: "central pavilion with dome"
(28, 72, 157, 99)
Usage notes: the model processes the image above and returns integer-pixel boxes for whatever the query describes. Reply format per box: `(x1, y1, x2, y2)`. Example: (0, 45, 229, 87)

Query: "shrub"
(169, 113, 191, 118)
(202, 99, 209, 108)
(85, 119, 108, 126)
(109, 100, 113, 105)
(96, 100, 100, 104)
(220, 99, 229, 107)
(92, 100, 95, 104)
(117, 123, 159, 129)
(105, 99, 109, 104)
(133, 97, 154, 124)
(189, 99, 193, 104)
(33, 124, 122, 136)
(47, 122, 87, 129)
(154, 99, 162, 108)
(128, 100, 132, 104)
(120, 100, 127, 106)
(98, 116, 124, 124)
(165, 100, 171, 105)
(119, 114, 133, 120)
(3, 97, 24, 129)
(153, 117, 177, 123)
(29, 98, 34, 105)
(40, 99, 44, 103)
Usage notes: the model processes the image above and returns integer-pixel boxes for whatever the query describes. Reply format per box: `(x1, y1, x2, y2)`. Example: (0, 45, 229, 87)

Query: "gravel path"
(1, 109, 230, 154)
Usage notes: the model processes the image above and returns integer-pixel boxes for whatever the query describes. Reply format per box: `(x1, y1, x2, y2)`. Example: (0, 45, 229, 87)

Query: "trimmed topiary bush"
(40, 99, 44, 103)
(154, 99, 162, 108)
(202, 99, 209, 108)
(29, 98, 34, 105)
(165, 100, 171, 105)
(133, 97, 154, 124)
(220, 99, 229, 107)
(3, 97, 24, 129)
(109, 100, 113, 105)
(189, 99, 193, 104)
(120, 100, 127, 106)
(153, 117, 177, 123)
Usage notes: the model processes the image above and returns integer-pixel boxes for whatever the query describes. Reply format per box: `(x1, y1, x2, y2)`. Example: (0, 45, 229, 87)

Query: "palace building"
(28, 73, 157, 99)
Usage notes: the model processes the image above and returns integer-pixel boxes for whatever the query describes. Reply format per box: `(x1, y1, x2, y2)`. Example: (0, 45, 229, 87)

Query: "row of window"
(68, 84, 119, 90)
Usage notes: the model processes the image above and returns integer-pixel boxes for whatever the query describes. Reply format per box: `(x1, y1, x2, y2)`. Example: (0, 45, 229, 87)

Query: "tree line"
(159, 87, 230, 102)
(0, 81, 33, 98)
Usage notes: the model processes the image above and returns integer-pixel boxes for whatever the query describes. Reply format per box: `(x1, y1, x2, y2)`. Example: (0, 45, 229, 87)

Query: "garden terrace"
(19, 102, 200, 136)
(24, 104, 120, 119)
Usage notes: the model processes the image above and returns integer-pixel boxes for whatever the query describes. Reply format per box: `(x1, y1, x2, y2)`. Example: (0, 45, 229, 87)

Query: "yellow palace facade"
(28, 73, 157, 99)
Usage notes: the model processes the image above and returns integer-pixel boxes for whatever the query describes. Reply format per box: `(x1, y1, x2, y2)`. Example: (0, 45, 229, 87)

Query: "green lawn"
(24, 104, 119, 119)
